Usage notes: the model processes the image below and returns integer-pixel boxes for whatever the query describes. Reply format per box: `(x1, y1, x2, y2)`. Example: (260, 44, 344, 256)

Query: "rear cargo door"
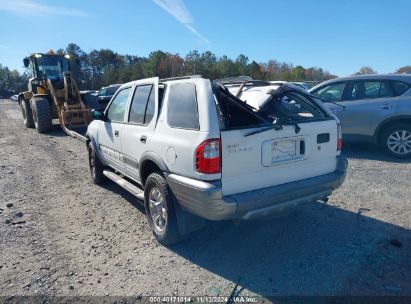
(220, 120, 339, 196)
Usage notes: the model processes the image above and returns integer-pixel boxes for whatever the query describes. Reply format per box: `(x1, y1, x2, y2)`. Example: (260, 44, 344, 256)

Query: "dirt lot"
(0, 98, 410, 299)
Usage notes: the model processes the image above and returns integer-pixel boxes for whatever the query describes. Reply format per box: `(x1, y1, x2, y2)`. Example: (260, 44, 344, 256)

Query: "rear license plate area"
(262, 138, 305, 166)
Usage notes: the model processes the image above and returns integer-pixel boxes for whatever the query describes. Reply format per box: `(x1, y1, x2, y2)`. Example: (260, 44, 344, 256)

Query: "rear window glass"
(390, 81, 410, 96)
(379, 81, 395, 98)
(260, 91, 326, 123)
(145, 87, 155, 124)
(129, 85, 153, 125)
(167, 83, 199, 130)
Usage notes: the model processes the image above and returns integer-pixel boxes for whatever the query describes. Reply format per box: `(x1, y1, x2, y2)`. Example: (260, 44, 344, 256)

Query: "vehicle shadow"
(99, 181, 146, 214)
(97, 180, 410, 297)
(170, 202, 411, 297)
(342, 142, 410, 163)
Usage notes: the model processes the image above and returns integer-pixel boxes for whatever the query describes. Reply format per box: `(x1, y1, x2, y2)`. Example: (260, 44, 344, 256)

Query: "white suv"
(86, 76, 347, 244)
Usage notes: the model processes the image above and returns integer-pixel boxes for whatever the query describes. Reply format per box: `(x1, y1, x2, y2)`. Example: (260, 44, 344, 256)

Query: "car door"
(335, 80, 398, 136)
(98, 86, 132, 173)
(121, 77, 159, 181)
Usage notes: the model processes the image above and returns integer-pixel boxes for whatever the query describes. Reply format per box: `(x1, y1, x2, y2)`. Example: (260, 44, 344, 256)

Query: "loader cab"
(24, 53, 71, 85)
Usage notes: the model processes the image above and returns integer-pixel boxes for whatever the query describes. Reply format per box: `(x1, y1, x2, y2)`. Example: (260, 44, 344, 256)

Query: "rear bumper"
(166, 156, 348, 221)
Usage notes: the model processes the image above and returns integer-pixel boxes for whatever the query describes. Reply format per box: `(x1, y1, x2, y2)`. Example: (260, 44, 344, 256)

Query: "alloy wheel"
(387, 130, 411, 155)
(148, 187, 168, 234)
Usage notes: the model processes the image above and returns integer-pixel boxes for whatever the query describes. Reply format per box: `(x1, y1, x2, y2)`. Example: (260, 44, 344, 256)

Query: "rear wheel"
(144, 173, 181, 245)
(32, 98, 52, 133)
(380, 124, 411, 158)
(20, 98, 34, 128)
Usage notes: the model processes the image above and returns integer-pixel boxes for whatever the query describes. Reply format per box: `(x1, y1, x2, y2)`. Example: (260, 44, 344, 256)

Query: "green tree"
(144, 51, 168, 77)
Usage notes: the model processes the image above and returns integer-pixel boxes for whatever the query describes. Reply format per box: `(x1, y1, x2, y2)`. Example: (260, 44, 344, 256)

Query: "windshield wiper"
(244, 123, 283, 137)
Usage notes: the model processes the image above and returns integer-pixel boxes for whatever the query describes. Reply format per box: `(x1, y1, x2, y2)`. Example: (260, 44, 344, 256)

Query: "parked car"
(86, 76, 347, 244)
(96, 84, 122, 109)
(9, 94, 19, 101)
(79, 85, 121, 111)
(309, 75, 411, 158)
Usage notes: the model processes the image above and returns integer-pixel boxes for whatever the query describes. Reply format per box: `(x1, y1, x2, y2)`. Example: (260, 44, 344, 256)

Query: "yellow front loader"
(19, 51, 91, 140)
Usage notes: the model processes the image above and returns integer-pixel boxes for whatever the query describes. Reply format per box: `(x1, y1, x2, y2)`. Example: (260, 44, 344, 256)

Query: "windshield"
(98, 88, 107, 96)
(35, 56, 70, 81)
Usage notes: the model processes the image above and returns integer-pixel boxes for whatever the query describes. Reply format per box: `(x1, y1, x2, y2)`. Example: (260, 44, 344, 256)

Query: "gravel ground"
(0, 99, 410, 300)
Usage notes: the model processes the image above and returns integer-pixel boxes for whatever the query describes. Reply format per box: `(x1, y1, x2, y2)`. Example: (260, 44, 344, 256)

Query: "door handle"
(380, 104, 392, 110)
(140, 135, 147, 143)
(114, 130, 119, 137)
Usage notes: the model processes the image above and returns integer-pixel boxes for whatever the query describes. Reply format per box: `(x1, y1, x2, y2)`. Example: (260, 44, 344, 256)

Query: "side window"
(390, 81, 410, 96)
(128, 84, 153, 125)
(350, 81, 394, 100)
(312, 83, 345, 102)
(106, 88, 131, 122)
(167, 83, 199, 130)
(145, 88, 155, 124)
(378, 81, 394, 98)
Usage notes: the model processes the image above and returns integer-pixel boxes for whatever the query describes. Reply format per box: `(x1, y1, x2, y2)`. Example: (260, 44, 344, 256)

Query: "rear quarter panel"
(149, 79, 221, 181)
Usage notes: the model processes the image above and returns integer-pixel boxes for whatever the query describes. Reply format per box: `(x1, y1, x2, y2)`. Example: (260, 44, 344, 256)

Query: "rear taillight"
(337, 123, 342, 151)
(195, 138, 221, 174)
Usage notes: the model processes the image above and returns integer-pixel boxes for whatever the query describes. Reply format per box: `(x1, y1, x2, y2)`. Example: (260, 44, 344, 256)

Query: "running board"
(103, 170, 145, 201)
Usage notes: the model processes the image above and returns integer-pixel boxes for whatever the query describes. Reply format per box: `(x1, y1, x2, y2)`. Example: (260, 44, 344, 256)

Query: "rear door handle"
(140, 135, 147, 143)
(114, 130, 119, 137)
(380, 104, 392, 110)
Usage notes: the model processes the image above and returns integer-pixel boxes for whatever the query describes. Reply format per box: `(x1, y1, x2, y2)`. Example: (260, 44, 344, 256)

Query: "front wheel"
(31, 98, 52, 133)
(144, 173, 181, 245)
(380, 124, 411, 158)
(88, 142, 106, 184)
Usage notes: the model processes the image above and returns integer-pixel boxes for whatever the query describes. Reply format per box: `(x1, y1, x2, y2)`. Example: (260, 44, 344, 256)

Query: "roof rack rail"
(216, 76, 253, 83)
(215, 76, 270, 87)
(159, 75, 202, 82)
(215, 77, 272, 98)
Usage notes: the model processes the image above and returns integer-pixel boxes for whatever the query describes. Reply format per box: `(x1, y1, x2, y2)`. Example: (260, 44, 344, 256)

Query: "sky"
(0, 0, 410, 76)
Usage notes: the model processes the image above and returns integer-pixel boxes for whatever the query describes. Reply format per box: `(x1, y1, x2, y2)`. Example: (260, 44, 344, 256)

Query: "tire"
(31, 98, 52, 133)
(380, 124, 411, 159)
(88, 142, 106, 184)
(144, 172, 181, 245)
(20, 98, 34, 128)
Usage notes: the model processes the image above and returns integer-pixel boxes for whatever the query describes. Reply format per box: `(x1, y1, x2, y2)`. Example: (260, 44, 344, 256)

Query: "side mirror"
(91, 109, 104, 120)
(23, 58, 30, 68)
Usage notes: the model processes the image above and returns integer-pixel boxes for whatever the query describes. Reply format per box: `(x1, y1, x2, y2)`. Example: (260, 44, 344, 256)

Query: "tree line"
(62, 43, 339, 90)
(0, 64, 29, 97)
(1, 42, 410, 97)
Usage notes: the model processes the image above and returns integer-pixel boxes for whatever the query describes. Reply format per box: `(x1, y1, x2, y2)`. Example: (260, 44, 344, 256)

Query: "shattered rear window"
(260, 90, 327, 123)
